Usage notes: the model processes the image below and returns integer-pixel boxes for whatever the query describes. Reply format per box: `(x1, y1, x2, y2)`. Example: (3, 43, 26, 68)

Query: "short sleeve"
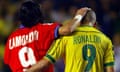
(42, 23, 60, 39)
(44, 38, 65, 63)
(104, 39, 114, 67)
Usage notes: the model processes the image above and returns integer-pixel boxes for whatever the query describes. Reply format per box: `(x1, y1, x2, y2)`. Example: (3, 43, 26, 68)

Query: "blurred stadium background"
(0, 0, 120, 72)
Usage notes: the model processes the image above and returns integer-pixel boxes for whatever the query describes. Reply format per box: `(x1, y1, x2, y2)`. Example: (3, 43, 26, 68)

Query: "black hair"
(19, 1, 44, 27)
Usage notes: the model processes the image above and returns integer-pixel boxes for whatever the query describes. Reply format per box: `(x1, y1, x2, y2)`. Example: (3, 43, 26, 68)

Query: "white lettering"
(29, 32, 34, 43)
(16, 36, 21, 47)
(34, 30, 39, 40)
(9, 38, 16, 50)
(9, 39, 13, 50)
(21, 35, 26, 46)
(9, 30, 39, 50)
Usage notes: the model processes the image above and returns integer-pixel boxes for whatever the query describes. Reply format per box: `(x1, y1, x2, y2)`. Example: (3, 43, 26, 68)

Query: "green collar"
(75, 26, 101, 33)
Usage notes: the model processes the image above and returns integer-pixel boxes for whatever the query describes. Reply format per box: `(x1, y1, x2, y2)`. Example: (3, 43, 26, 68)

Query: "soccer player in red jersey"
(4, 1, 89, 72)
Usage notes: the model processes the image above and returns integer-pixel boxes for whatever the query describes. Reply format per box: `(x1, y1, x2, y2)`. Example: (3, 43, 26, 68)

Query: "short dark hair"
(19, 1, 44, 27)
(81, 10, 96, 24)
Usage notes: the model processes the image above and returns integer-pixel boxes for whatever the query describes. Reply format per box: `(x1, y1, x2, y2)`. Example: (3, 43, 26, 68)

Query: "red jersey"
(4, 23, 60, 72)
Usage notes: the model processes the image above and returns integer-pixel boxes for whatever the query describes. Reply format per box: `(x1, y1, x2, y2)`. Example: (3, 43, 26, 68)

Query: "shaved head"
(81, 9, 96, 25)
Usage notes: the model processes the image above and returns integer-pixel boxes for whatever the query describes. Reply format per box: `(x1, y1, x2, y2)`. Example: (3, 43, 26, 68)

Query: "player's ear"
(93, 22, 97, 27)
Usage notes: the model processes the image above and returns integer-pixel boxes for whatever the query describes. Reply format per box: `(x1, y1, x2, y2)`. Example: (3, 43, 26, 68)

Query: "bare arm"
(105, 66, 114, 72)
(26, 58, 50, 72)
(58, 7, 90, 35)
(58, 19, 79, 35)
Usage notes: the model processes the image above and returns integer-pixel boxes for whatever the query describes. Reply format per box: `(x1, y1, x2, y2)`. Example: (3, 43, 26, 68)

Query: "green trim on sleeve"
(104, 62, 114, 67)
(45, 54, 56, 63)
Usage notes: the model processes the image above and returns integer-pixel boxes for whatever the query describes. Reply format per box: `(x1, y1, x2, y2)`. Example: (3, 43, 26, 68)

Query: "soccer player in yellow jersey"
(27, 9, 114, 72)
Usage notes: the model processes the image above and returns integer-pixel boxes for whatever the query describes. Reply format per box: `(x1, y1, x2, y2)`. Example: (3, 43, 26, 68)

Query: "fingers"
(76, 7, 91, 16)
(80, 7, 91, 11)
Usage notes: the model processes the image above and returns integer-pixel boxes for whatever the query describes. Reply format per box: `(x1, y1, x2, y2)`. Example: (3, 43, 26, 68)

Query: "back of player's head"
(19, 1, 44, 27)
(81, 9, 96, 25)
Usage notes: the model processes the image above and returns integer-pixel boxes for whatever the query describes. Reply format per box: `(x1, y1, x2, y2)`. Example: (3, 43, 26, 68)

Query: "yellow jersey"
(45, 26, 114, 72)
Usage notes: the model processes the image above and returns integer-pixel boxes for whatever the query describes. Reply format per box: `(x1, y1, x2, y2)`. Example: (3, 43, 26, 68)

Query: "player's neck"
(81, 22, 93, 27)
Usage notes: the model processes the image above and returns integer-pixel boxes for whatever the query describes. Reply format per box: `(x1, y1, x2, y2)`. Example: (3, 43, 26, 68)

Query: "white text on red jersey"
(9, 30, 39, 50)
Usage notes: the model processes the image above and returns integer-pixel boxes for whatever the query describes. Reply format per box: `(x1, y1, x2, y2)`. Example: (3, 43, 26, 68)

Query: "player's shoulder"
(39, 22, 60, 26)
(99, 32, 111, 42)
(58, 36, 71, 42)
(8, 28, 28, 39)
(36, 22, 60, 31)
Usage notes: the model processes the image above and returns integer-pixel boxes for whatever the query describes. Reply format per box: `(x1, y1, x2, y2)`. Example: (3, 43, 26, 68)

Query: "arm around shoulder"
(58, 7, 90, 35)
